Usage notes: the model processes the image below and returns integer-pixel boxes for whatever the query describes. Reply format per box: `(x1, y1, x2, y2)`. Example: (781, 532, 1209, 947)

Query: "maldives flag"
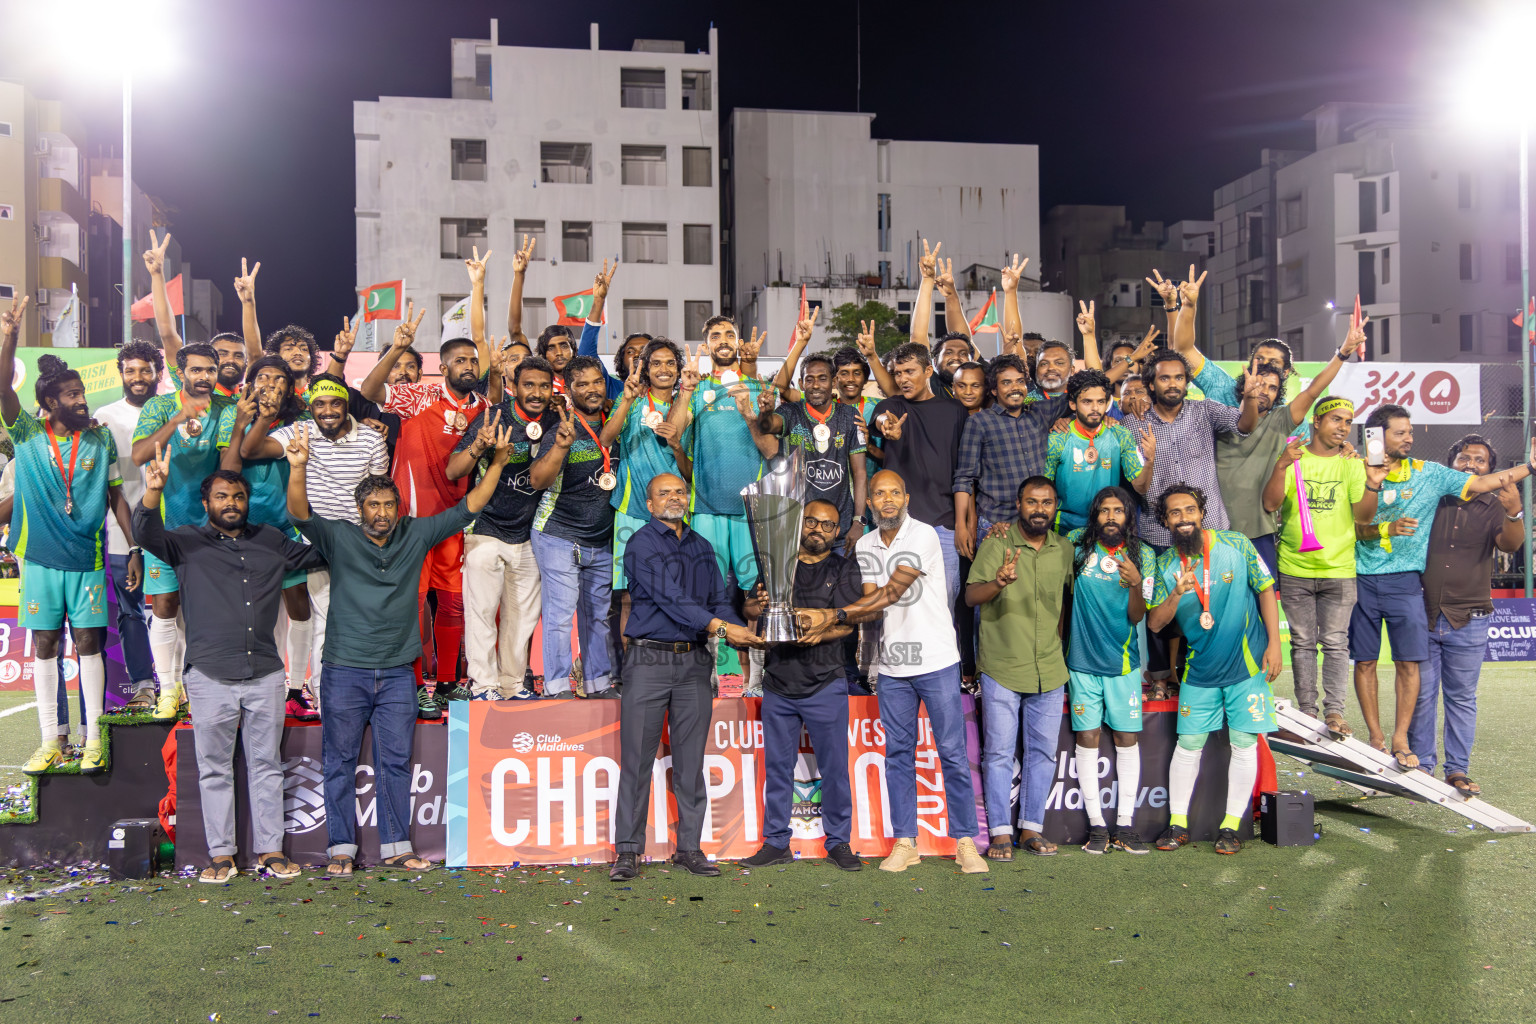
(129, 274, 183, 321)
(969, 288, 999, 333)
(362, 280, 404, 322)
(1515, 298, 1535, 343)
(552, 287, 606, 327)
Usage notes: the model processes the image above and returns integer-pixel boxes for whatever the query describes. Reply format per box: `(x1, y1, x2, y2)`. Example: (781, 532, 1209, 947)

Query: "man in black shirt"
(740, 499, 864, 871)
(870, 342, 970, 608)
(529, 356, 620, 697)
(448, 356, 559, 700)
(757, 352, 868, 545)
(611, 473, 764, 881)
(134, 458, 326, 884)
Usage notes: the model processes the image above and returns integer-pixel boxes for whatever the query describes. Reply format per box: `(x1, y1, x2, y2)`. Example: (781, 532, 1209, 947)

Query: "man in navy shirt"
(611, 473, 764, 882)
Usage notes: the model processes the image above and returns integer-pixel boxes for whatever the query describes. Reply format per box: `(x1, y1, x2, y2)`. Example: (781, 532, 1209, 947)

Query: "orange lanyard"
(1177, 530, 1212, 616)
(575, 413, 611, 475)
(45, 422, 80, 514)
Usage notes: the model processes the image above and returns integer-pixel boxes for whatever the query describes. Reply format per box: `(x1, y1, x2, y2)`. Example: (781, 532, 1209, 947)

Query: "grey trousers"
(183, 665, 288, 859)
(614, 644, 714, 854)
(1280, 574, 1356, 718)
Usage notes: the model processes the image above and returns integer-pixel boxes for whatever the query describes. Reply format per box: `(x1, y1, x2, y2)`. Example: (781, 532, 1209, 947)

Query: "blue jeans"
(320, 663, 418, 860)
(876, 664, 978, 839)
(109, 551, 154, 686)
(530, 529, 613, 695)
(980, 674, 1065, 834)
(761, 683, 851, 850)
(1409, 612, 1488, 778)
(931, 525, 961, 610)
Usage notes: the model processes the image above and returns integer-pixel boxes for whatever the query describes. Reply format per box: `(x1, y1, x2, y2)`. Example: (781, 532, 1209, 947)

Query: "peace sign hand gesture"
(856, 320, 878, 359)
(144, 441, 173, 493)
(878, 411, 909, 441)
(994, 547, 1020, 587)
(465, 245, 493, 286)
(233, 257, 260, 304)
(391, 300, 426, 350)
(0, 294, 28, 338)
(333, 315, 359, 360)
(553, 402, 577, 448)
(285, 423, 311, 468)
(678, 344, 701, 392)
(622, 355, 644, 401)
(492, 418, 516, 461)
(143, 229, 172, 277)
(472, 408, 503, 457)
(1001, 253, 1029, 292)
(1342, 311, 1369, 359)
(1117, 554, 1143, 590)
(1145, 268, 1178, 308)
(741, 326, 766, 366)
(511, 234, 536, 274)
(1173, 565, 1197, 597)
(936, 257, 956, 291)
(1075, 300, 1096, 339)
(1139, 425, 1157, 463)
(1177, 264, 1208, 307)
(593, 257, 618, 299)
(257, 384, 282, 419)
(794, 302, 819, 346)
(919, 238, 941, 280)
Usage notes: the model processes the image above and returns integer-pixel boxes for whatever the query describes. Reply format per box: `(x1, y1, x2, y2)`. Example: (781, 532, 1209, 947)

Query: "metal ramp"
(1270, 699, 1533, 833)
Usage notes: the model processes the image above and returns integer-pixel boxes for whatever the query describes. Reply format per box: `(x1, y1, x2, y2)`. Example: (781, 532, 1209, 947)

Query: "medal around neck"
(524, 420, 542, 441)
(741, 446, 808, 644)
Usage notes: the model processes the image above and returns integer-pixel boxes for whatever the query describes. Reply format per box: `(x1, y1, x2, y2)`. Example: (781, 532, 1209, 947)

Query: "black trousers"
(614, 644, 714, 853)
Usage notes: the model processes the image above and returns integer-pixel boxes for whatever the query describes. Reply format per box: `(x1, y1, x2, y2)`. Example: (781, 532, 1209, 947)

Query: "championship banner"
(175, 721, 449, 870)
(445, 696, 987, 867)
(9, 347, 124, 406)
(1483, 598, 1536, 661)
(0, 585, 135, 709)
(1206, 361, 1482, 425)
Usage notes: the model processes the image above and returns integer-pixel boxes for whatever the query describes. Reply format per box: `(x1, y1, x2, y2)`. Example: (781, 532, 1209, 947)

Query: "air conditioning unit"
(35, 288, 50, 307)
(34, 137, 50, 156)
(36, 225, 52, 243)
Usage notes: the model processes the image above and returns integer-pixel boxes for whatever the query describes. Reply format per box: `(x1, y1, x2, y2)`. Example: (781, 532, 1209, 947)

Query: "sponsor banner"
(1483, 598, 1536, 661)
(1206, 361, 1481, 425)
(1042, 700, 1268, 844)
(174, 722, 448, 869)
(446, 696, 987, 866)
(0, 590, 136, 710)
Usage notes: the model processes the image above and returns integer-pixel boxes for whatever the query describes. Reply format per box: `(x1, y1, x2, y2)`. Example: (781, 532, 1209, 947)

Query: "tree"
(826, 300, 906, 356)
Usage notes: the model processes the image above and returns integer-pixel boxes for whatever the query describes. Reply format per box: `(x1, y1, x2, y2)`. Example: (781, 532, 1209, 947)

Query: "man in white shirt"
(97, 342, 161, 707)
(853, 469, 986, 874)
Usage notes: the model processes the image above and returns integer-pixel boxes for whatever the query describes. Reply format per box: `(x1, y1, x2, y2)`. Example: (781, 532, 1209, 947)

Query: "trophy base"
(761, 604, 800, 644)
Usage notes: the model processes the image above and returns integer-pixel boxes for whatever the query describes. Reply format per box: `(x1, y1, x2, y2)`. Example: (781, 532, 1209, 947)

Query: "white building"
(1211, 102, 1528, 364)
(355, 21, 721, 353)
(727, 109, 1071, 357)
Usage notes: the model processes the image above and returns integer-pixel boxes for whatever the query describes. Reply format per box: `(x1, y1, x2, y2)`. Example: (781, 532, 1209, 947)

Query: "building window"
(0, 122, 11, 138)
(562, 221, 592, 263)
(683, 224, 712, 265)
(1283, 328, 1304, 354)
(622, 222, 668, 264)
(1507, 243, 1522, 283)
(1358, 180, 1377, 233)
(439, 294, 469, 321)
(451, 139, 487, 181)
(0, 284, 12, 299)
(439, 218, 488, 260)
(682, 147, 712, 187)
(1458, 171, 1473, 209)
(1460, 242, 1475, 281)
(1381, 176, 1390, 213)
(1247, 279, 1264, 324)
(1246, 213, 1264, 261)
(1358, 251, 1377, 306)
(621, 145, 667, 186)
(681, 70, 711, 110)
(1279, 259, 1306, 302)
(620, 68, 665, 109)
(1382, 247, 1391, 284)
(1218, 279, 1237, 314)
(540, 142, 592, 184)
(475, 46, 492, 99)
(1460, 313, 1476, 352)
(514, 219, 546, 259)
(623, 299, 668, 338)
(1509, 317, 1522, 353)
(932, 301, 945, 335)
(1279, 194, 1305, 235)
(684, 300, 712, 340)
(522, 298, 547, 338)
(878, 193, 892, 252)
(1381, 318, 1390, 354)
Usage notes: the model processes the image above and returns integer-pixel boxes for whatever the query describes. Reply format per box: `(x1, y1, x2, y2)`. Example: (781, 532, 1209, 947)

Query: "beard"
(801, 532, 830, 556)
(218, 365, 243, 387)
(123, 382, 154, 407)
(212, 507, 248, 532)
(1154, 386, 1184, 409)
(656, 502, 687, 522)
(56, 405, 93, 431)
(1171, 523, 1203, 557)
(872, 508, 907, 532)
(1097, 523, 1125, 547)
(1022, 512, 1051, 537)
(363, 518, 396, 540)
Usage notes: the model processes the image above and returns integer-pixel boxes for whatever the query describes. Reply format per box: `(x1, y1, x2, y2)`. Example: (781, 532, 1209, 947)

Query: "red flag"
(552, 288, 605, 327)
(1514, 298, 1535, 342)
(361, 280, 404, 323)
(130, 274, 183, 321)
(788, 284, 806, 346)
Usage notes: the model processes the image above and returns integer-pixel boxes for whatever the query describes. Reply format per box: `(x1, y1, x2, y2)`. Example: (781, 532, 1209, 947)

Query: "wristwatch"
(1507, 510, 1525, 522)
(835, 608, 848, 625)
(716, 622, 729, 640)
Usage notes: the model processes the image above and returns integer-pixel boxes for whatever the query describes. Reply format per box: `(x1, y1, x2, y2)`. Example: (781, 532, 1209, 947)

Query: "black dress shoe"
(826, 843, 863, 871)
(672, 849, 721, 876)
(609, 852, 638, 881)
(741, 844, 794, 867)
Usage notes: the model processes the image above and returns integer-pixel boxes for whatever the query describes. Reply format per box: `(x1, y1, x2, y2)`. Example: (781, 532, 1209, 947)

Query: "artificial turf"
(2, 664, 1534, 1023)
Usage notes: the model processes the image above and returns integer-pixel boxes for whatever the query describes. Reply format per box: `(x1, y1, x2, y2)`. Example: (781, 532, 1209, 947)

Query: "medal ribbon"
(1072, 419, 1108, 443)
(804, 399, 835, 426)
(575, 412, 612, 476)
(1177, 529, 1212, 617)
(442, 387, 477, 421)
(45, 422, 80, 512)
(511, 401, 539, 428)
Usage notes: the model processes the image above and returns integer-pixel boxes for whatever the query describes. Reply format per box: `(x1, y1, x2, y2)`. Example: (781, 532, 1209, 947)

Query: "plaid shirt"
(952, 396, 1068, 526)
(1122, 398, 1245, 545)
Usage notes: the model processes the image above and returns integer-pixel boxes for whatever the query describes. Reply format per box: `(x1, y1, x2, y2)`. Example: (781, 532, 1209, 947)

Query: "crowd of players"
(3, 233, 1528, 881)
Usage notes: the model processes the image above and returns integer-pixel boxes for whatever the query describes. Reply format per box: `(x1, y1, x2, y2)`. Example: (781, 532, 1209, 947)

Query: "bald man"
(611, 473, 765, 881)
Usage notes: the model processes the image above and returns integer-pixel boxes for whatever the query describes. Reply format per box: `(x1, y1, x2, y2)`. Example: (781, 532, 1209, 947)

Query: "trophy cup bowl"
(741, 446, 807, 643)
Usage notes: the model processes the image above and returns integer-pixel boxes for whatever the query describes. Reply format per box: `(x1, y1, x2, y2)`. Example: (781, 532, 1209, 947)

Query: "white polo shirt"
(854, 513, 959, 678)
(270, 417, 389, 525)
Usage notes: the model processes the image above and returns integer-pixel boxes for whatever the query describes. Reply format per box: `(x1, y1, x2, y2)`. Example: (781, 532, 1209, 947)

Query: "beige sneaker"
(153, 686, 183, 722)
(954, 837, 989, 874)
(879, 837, 922, 872)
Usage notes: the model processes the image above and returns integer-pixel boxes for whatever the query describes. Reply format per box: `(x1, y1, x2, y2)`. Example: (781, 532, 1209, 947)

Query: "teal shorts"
(19, 561, 108, 630)
(143, 550, 180, 595)
(612, 508, 648, 590)
(689, 512, 758, 590)
(1177, 673, 1278, 735)
(1068, 669, 1143, 733)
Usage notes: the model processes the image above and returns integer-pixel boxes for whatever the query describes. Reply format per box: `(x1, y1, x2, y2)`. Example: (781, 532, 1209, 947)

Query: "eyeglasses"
(803, 517, 839, 533)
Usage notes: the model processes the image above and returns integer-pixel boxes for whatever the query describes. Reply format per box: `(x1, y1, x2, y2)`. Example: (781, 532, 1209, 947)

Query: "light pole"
(1520, 124, 1530, 596)
(122, 71, 133, 348)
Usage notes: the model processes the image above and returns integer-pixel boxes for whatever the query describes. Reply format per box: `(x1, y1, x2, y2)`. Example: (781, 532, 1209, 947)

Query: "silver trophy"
(741, 446, 807, 643)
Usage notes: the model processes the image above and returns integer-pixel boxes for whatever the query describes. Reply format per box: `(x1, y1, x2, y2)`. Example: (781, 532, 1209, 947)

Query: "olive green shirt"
(968, 524, 1072, 693)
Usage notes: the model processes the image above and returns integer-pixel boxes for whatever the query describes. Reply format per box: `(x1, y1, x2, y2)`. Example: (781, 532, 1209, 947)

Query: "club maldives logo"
(511, 731, 585, 753)
(282, 755, 328, 834)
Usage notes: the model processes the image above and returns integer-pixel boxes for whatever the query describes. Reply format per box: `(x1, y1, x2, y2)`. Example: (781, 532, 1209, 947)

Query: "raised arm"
(357, 300, 427, 404)
(603, 363, 643, 447)
(854, 321, 898, 398)
(132, 396, 206, 466)
(772, 300, 817, 398)
(446, 408, 497, 481)
(132, 443, 176, 564)
(505, 233, 535, 343)
(908, 238, 939, 346)
(1001, 253, 1026, 344)
(465, 244, 493, 371)
(231, 258, 263, 363)
(734, 384, 779, 460)
(936, 257, 970, 337)
(1172, 265, 1207, 375)
(1288, 314, 1366, 425)
(0, 294, 29, 425)
(283, 423, 312, 521)
(582, 259, 619, 391)
(323, 315, 360, 380)
(220, 390, 258, 472)
(143, 230, 183, 362)
(1106, 326, 1160, 385)
(1466, 439, 1536, 494)
(1075, 300, 1103, 370)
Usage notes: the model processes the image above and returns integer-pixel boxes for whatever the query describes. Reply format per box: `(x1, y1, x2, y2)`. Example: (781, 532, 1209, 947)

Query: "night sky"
(8, 0, 1463, 338)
